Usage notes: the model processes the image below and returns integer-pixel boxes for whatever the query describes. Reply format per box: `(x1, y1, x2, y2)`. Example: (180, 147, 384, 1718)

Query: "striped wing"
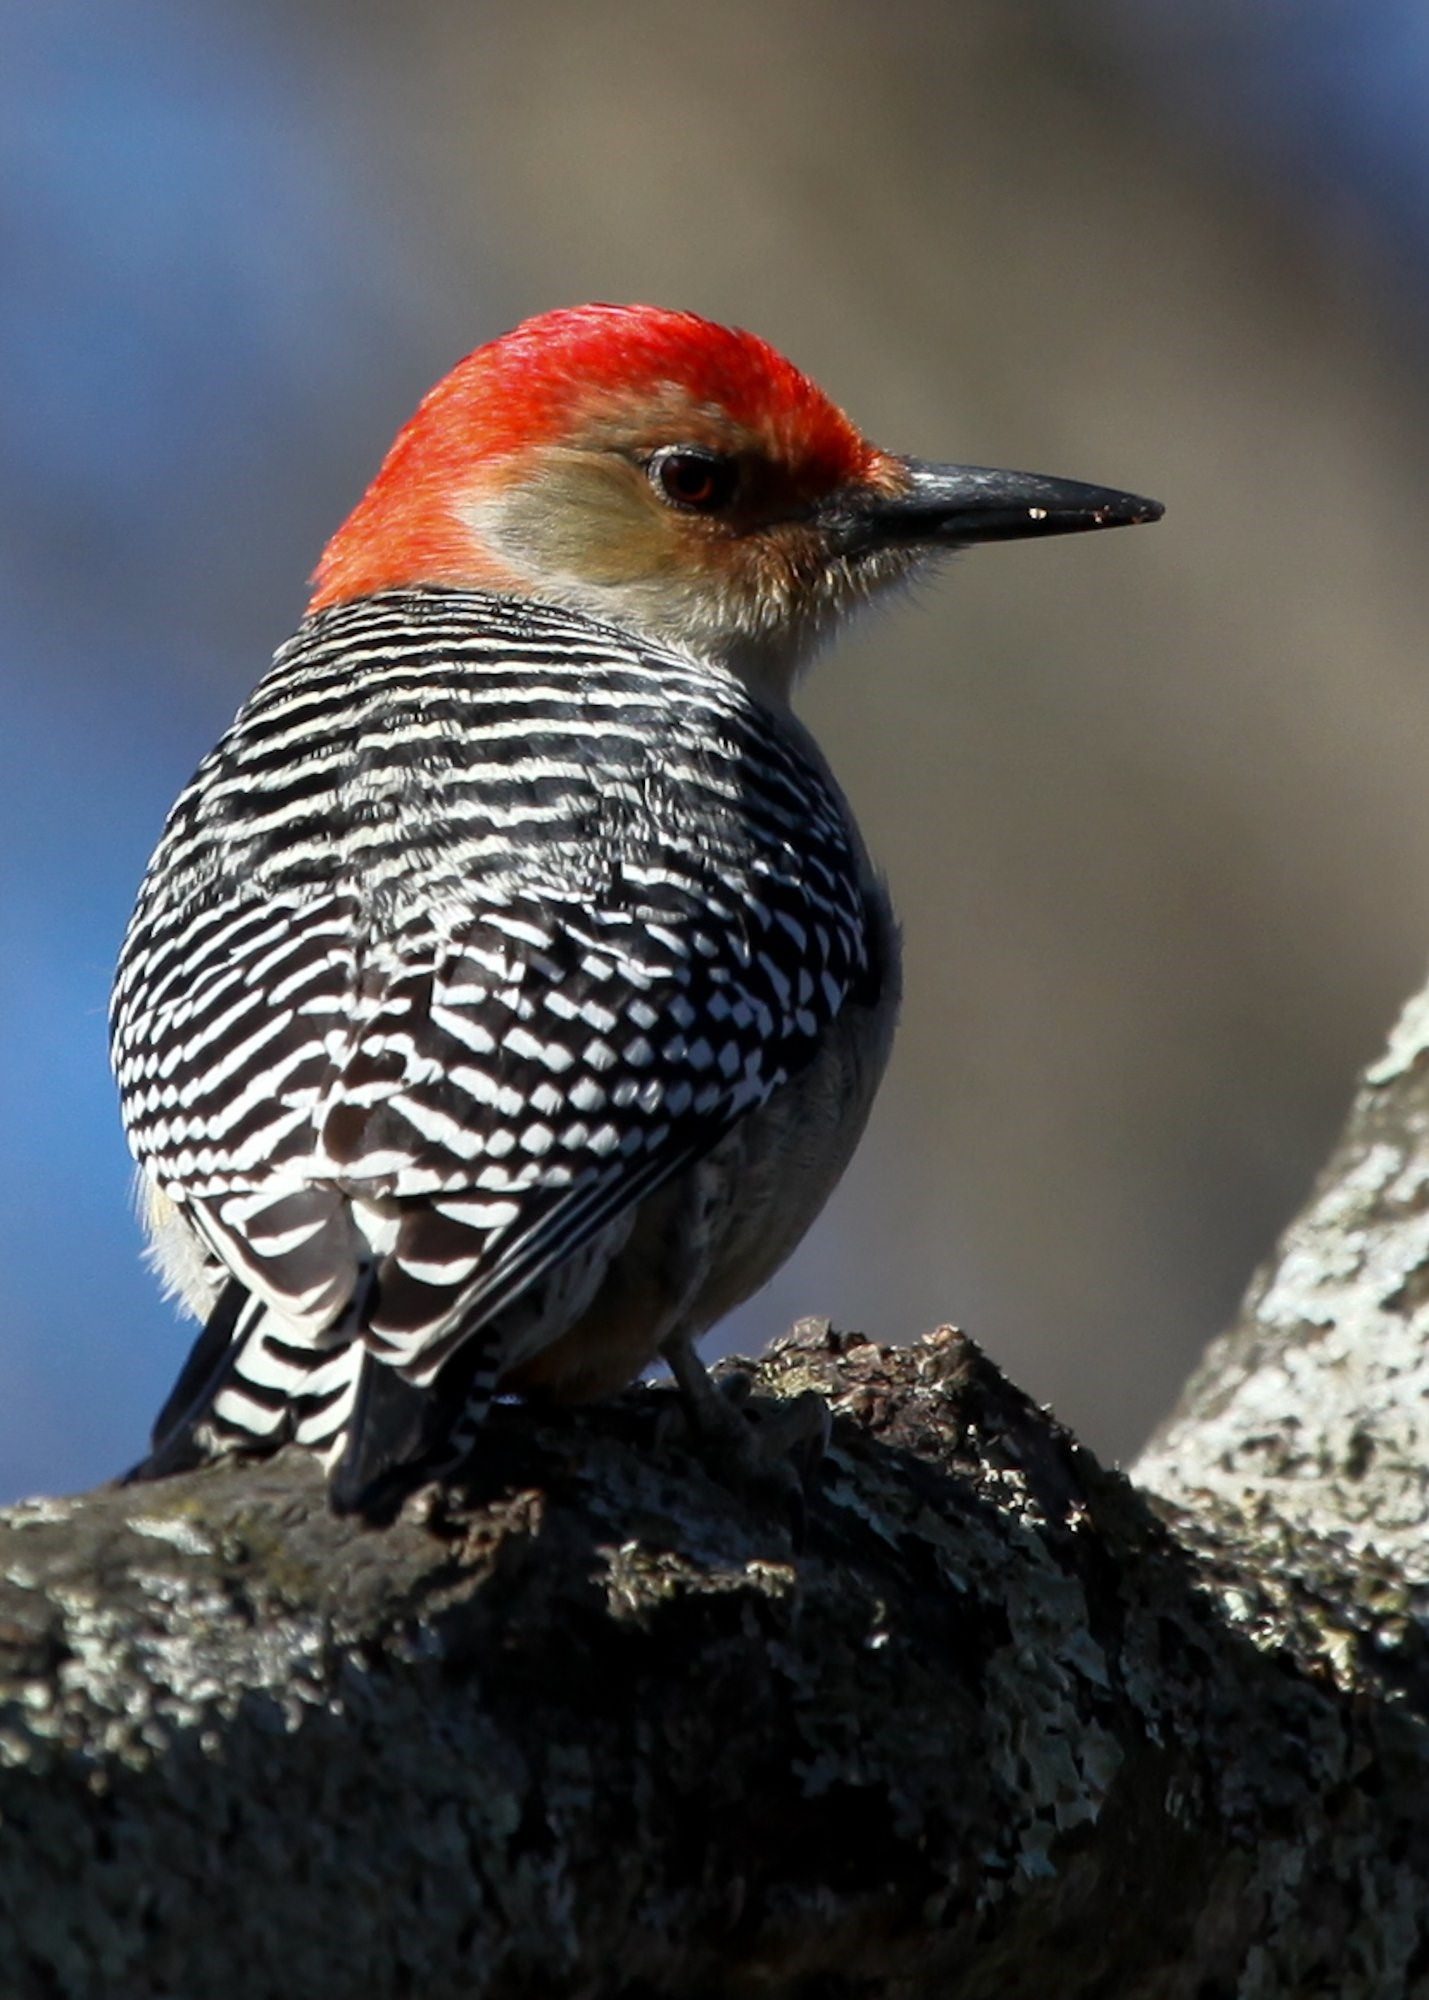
(112, 588, 877, 1389)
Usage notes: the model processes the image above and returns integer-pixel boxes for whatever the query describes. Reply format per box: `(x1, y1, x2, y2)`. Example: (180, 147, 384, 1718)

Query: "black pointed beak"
(828, 457, 1163, 554)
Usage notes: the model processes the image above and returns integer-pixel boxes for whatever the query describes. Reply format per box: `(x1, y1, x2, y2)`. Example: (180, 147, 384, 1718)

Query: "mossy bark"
(5, 993, 1429, 1997)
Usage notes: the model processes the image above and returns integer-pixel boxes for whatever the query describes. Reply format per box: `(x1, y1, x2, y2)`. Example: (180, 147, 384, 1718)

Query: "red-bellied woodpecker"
(111, 304, 1161, 1514)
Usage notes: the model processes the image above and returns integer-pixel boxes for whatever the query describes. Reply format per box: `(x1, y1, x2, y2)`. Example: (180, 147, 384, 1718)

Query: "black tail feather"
(327, 1334, 503, 1519)
(124, 1277, 249, 1483)
(327, 1350, 433, 1516)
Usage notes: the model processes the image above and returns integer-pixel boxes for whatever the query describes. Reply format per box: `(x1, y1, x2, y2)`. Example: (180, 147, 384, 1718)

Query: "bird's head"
(311, 304, 1161, 700)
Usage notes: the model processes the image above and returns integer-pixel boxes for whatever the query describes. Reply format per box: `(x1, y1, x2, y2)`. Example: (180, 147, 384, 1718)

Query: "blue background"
(8, 2, 1429, 1500)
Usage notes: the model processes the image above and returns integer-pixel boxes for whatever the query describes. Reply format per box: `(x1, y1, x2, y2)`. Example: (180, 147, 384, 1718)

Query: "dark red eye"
(650, 447, 739, 512)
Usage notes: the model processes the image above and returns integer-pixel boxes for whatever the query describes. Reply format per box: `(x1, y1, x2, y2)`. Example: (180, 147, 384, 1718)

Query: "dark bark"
(6, 992, 1429, 1997)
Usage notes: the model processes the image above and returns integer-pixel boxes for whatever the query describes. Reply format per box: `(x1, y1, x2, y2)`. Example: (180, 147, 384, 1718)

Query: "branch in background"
(1139, 980, 1429, 1573)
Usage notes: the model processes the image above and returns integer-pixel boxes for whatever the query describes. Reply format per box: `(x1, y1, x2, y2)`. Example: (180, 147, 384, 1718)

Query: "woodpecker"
(112, 304, 1160, 1514)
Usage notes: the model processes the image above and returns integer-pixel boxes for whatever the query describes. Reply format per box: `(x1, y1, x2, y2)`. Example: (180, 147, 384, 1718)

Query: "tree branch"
(1138, 983, 1429, 1570)
(6, 997, 1429, 1997)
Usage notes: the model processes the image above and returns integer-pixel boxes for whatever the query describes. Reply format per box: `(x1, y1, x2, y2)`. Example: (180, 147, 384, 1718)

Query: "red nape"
(309, 305, 875, 612)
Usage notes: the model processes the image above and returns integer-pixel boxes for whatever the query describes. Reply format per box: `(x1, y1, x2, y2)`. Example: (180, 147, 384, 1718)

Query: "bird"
(111, 303, 1161, 1515)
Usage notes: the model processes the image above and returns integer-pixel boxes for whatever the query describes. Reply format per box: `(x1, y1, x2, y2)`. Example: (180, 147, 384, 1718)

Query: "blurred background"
(7, 0, 1429, 1502)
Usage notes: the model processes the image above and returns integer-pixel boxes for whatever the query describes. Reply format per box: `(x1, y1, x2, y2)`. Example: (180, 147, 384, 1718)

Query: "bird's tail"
(126, 1270, 504, 1516)
(325, 1337, 502, 1516)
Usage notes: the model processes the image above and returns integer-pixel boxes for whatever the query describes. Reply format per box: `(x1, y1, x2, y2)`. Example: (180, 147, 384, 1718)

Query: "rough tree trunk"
(5, 993, 1429, 1998)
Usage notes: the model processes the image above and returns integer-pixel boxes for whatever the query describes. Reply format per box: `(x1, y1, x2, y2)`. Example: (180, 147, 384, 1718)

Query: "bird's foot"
(659, 1338, 830, 1535)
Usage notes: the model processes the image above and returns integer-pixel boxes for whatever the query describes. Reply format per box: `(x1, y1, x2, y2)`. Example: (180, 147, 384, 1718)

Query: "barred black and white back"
(112, 588, 877, 1506)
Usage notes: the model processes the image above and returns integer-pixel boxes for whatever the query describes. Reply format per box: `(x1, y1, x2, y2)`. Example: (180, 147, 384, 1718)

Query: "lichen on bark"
(6, 983, 1429, 1996)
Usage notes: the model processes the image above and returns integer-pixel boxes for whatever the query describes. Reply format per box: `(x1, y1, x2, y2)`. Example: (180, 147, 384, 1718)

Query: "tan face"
(461, 413, 916, 699)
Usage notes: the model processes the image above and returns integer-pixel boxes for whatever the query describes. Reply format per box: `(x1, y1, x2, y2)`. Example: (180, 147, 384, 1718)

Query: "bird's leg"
(660, 1331, 830, 1519)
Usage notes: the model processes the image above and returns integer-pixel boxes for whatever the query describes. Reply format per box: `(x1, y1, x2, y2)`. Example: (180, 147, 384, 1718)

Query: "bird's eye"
(649, 448, 739, 512)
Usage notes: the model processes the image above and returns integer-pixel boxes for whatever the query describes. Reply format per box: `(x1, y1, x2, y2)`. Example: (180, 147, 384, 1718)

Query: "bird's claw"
(657, 1351, 830, 1538)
